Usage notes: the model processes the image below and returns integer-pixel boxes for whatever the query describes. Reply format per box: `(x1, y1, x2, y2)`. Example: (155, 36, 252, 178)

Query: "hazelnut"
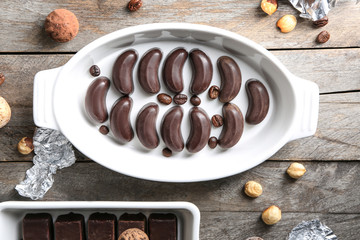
(45, 9, 79, 43)
(244, 181, 263, 198)
(261, 0, 278, 16)
(18, 137, 34, 155)
(262, 205, 281, 225)
(277, 15, 297, 33)
(0, 72, 5, 86)
(0, 96, 11, 128)
(287, 162, 306, 179)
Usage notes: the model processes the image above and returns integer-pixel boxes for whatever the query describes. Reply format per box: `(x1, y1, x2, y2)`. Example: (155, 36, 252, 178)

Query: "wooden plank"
(0, 0, 358, 52)
(1, 161, 360, 214)
(201, 212, 360, 240)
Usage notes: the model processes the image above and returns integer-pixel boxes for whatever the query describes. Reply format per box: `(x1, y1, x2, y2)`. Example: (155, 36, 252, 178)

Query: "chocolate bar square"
(23, 213, 53, 240)
(118, 213, 147, 235)
(88, 212, 117, 240)
(55, 212, 85, 240)
(148, 213, 177, 240)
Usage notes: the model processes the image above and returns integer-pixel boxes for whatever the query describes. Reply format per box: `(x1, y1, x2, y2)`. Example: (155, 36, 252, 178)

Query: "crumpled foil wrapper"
(15, 128, 76, 200)
(288, 219, 338, 240)
(288, 0, 337, 21)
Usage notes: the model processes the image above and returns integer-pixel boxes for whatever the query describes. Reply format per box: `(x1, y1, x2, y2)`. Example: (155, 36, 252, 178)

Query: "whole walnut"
(45, 9, 79, 43)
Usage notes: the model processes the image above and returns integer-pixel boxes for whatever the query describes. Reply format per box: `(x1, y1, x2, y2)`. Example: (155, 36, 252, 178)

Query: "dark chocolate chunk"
(88, 212, 117, 240)
(23, 213, 53, 240)
(148, 213, 177, 240)
(118, 213, 147, 235)
(55, 213, 85, 240)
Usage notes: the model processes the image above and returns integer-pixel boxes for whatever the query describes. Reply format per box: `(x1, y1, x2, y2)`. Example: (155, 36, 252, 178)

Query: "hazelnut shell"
(45, 9, 79, 43)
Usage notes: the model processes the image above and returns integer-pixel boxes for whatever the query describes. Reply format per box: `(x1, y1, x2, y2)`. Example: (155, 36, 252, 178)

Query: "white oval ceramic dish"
(33, 23, 319, 182)
(0, 201, 200, 240)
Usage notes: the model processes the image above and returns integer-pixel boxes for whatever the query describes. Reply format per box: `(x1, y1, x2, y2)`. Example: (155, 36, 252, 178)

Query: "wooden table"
(0, 0, 359, 239)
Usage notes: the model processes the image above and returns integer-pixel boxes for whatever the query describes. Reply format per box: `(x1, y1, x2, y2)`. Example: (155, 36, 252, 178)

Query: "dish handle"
(33, 67, 62, 131)
(289, 76, 319, 142)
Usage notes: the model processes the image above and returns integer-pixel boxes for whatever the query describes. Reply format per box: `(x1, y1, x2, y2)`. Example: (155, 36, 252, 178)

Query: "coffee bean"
(0, 72, 4, 86)
(162, 147, 172, 157)
(157, 93, 172, 105)
(208, 137, 218, 149)
(173, 93, 188, 105)
(211, 114, 223, 127)
(316, 30, 330, 43)
(313, 16, 328, 28)
(190, 95, 201, 106)
(208, 85, 220, 99)
(89, 65, 101, 77)
(99, 125, 109, 135)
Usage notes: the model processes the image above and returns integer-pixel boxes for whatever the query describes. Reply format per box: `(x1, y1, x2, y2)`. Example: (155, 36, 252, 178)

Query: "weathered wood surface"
(0, 0, 359, 52)
(1, 161, 360, 214)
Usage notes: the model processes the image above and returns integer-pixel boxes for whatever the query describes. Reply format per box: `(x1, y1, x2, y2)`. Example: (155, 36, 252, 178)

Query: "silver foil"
(288, 219, 338, 240)
(15, 128, 76, 200)
(288, 0, 337, 21)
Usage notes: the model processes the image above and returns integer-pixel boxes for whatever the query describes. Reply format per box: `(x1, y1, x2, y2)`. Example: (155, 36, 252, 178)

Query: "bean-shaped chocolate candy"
(138, 48, 162, 94)
(85, 76, 110, 123)
(161, 106, 184, 152)
(110, 96, 134, 143)
(186, 107, 211, 153)
(189, 49, 213, 95)
(162, 48, 188, 93)
(136, 103, 160, 149)
(112, 49, 138, 95)
(217, 56, 242, 103)
(218, 103, 244, 148)
(245, 79, 270, 124)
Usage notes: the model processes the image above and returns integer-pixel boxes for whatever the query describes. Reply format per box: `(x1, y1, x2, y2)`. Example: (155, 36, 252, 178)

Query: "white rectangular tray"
(0, 201, 200, 240)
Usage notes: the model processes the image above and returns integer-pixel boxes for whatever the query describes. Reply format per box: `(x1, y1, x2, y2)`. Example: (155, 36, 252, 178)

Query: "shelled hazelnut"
(277, 15, 297, 33)
(0, 96, 11, 128)
(262, 205, 281, 225)
(287, 162, 306, 179)
(261, 0, 278, 16)
(18, 137, 34, 155)
(244, 181, 263, 198)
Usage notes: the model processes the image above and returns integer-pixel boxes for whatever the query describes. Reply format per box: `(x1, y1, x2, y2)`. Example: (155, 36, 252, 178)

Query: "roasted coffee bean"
(157, 93, 172, 105)
(190, 95, 201, 106)
(99, 125, 109, 135)
(208, 137, 218, 149)
(316, 30, 330, 43)
(208, 85, 220, 99)
(173, 93, 188, 105)
(313, 16, 328, 28)
(162, 147, 172, 157)
(211, 114, 223, 127)
(89, 65, 101, 77)
(0, 72, 4, 86)
(128, 0, 142, 11)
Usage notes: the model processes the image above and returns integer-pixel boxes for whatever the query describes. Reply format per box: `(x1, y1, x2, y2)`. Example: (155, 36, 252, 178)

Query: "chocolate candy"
(118, 213, 147, 235)
(110, 96, 134, 143)
(136, 103, 160, 149)
(138, 48, 162, 94)
(23, 213, 53, 240)
(161, 106, 184, 152)
(186, 107, 211, 153)
(189, 49, 213, 95)
(85, 77, 110, 123)
(88, 212, 117, 240)
(245, 79, 270, 124)
(218, 103, 244, 148)
(162, 48, 188, 93)
(112, 49, 138, 95)
(217, 56, 242, 103)
(55, 213, 85, 240)
(148, 213, 177, 240)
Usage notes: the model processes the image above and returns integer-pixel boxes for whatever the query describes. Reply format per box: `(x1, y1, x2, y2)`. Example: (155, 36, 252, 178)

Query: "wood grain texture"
(1, 161, 360, 215)
(0, 0, 359, 52)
